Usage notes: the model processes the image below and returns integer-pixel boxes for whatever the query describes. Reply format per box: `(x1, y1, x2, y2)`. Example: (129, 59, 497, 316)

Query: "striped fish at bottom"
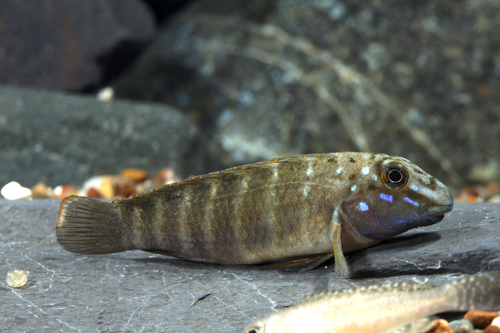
(243, 272, 500, 333)
(56, 152, 453, 275)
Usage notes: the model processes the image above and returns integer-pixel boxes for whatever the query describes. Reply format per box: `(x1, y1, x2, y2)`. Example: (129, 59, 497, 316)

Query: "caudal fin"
(446, 272, 500, 311)
(56, 196, 131, 254)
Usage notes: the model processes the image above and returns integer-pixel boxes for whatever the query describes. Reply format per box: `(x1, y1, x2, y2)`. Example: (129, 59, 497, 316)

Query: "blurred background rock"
(1, 0, 499, 191)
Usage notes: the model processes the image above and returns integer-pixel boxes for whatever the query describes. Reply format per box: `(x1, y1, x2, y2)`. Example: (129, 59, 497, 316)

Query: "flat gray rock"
(1, 200, 498, 332)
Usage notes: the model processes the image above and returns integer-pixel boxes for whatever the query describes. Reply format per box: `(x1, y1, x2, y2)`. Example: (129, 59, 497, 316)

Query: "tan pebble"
(119, 168, 148, 183)
(31, 182, 49, 198)
(464, 310, 499, 329)
(487, 194, 500, 203)
(98, 176, 115, 199)
(6, 269, 29, 288)
(426, 319, 452, 333)
(87, 187, 101, 198)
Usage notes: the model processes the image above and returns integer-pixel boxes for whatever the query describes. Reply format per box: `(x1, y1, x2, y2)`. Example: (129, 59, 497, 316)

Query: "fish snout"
(423, 203, 454, 224)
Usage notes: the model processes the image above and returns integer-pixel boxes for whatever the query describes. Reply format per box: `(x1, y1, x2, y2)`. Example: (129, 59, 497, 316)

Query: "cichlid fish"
(244, 272, 500, 333)
(56, 152, 453, 275)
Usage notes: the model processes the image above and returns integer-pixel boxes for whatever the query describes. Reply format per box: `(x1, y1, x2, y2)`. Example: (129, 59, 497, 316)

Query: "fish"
(243, 272, 500, 333)
(56, 152, 453, 275)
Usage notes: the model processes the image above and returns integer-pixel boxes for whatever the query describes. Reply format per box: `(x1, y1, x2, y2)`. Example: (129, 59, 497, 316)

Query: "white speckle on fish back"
(336, 167, 343, 174)
(303, 183, 311, 198)
(306, 164, 313, 177)
(351, 185, 357, 192)
(273, 165, 279, 180)
(372, 175, 377, 181)
(362, 166, 370, 175)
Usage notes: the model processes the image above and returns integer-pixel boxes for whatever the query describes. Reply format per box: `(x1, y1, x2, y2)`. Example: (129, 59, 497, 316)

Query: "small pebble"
(450, 319, 474, 333)
(31, 182, 50, 198)
(6, 269, 29, 288)
(96, 87, 114, 101)
(87, 187, 100, 198)
(53, 184, 78, 199)
(98, 176, 115, 199)
(426, 319, 452, 333)
(464, 310, 499, 329)
(1, 181, 32, 200)
(484, 325, 500, 333)
(119, 168, 148, 183)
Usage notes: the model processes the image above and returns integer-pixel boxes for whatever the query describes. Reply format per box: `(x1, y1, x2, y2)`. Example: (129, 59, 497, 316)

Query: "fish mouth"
(423, 203, 454, 224)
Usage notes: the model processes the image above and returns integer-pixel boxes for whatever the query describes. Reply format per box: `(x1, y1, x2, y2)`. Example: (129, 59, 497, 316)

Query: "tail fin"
(446, 272, 500, 311)
(56, 196, 131, 254)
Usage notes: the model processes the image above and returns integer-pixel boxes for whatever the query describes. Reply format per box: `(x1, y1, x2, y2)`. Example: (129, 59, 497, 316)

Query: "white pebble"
(6, 269, 29, 288)
(96, 87, 114, 101)
(1, 181, 31, 200)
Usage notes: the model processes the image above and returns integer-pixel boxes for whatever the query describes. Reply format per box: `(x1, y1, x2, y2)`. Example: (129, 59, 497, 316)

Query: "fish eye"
(247, 327, 261, 333)
(382, 163, 408, 189)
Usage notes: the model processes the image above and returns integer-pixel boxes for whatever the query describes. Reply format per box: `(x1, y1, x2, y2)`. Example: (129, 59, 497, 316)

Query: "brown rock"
(484, 325, 500, 333)
(464, 310, 499, 329)
(115, 177, 137, 198)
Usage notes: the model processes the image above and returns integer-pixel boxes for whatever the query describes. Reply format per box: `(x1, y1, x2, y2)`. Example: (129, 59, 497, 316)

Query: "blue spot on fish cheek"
(359, 202, 369, 211)
(379, 193, 393, 202)
(403, 197, 420, 206)
(410, 184, 419, 191)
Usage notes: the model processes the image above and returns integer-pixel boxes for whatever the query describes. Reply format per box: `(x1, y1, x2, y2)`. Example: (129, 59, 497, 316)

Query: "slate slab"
(1, 200, 499, 332)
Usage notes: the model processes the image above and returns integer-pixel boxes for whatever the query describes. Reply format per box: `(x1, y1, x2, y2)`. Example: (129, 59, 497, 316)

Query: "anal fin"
(262, 254, 334, 272)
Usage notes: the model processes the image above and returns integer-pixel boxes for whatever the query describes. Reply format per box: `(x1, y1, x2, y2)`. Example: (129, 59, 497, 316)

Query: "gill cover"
(341, 159, 446, 240)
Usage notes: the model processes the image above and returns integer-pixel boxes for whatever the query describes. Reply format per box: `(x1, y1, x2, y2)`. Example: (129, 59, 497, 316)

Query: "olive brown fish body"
(56, 152, 453, 274)
(244, 272, 500, 333)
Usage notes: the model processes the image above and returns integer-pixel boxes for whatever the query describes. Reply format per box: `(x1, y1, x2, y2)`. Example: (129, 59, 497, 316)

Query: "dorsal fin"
(299, 282, 436, 305)
(112, 156, 298, 205)
(112, 153, 336, 206)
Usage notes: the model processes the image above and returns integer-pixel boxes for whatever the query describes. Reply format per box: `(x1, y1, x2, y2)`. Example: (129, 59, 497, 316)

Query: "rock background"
(1, 201, 498, 332)
(0, 86, 215, 187)
(1, 0, 500, 187)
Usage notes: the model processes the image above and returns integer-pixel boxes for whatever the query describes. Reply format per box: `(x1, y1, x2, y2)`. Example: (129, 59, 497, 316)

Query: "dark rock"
(113, 0, 500, 187)
(0, 201, 498, 332)
(0, 86, 215, 187)
(0, 0, 156, 91)
(142, 0, 195, 23)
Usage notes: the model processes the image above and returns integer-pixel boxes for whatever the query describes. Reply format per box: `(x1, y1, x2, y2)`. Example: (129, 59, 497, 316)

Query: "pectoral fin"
(331, 207, 350, 276)
(263, 254, 334, 272)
